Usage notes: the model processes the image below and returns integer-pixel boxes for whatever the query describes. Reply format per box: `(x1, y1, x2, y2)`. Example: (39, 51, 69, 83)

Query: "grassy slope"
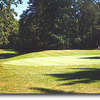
(0, 49, 100, 94)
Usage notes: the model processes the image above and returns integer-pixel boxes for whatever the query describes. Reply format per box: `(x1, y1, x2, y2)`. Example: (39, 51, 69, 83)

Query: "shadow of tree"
(47, 68, 100, 85)
(30, 87, 77, 94)
(80, 57, 100, 59)
(0, 53, 19, 59)
(30, 87, 100, 95)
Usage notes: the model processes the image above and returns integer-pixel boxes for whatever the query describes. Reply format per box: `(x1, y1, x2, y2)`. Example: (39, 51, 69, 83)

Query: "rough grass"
(0, 49, 100, 94)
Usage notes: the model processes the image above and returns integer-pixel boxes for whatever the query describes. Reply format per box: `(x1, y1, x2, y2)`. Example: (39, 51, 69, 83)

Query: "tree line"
(0, 0, 100, 52)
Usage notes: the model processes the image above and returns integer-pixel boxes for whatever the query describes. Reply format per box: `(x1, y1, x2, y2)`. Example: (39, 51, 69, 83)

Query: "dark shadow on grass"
(0, 49, 29, 59)
(30, 87, 100, 95)
(30, 87, 77, 94)
(0, 49, 24, 59)
(47, 68, 100, 85)
(0, 53, 19, 59)
(80, 57, 100, 59)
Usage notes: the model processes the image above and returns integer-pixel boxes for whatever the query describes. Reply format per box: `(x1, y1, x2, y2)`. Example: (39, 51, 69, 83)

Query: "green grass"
(0, 49, 100, 94)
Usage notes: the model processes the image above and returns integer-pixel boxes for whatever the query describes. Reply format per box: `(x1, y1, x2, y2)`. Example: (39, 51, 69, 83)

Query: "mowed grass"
(0, 49, 100, 94)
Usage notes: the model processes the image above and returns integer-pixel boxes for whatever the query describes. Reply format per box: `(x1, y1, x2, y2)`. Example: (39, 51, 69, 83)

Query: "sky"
(11, 0, 29, 20)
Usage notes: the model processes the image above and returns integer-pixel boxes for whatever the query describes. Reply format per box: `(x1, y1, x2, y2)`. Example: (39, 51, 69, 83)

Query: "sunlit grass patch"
(4, 55, 100, 66)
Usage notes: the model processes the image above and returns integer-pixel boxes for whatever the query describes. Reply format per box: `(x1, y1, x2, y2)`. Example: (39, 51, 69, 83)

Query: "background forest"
(1, 0, 100, 52)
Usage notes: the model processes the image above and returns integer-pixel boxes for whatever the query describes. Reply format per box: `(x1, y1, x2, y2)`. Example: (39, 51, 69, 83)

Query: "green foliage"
(0, 0, 21, 48)
(1, 0, 100, 51)
(78, 1, 100, 48)
(18, 0, 77, 52)
(0, 7, 13, 47)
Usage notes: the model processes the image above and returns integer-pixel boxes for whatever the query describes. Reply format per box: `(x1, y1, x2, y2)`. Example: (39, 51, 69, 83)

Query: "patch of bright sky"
(11, 0, 29, 20)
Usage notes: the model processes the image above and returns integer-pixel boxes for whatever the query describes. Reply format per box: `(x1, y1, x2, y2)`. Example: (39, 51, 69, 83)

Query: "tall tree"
(18, 0, 100, 52)
(18, 0, 77, 51)
(78, 0, 100, 48)
(0, 0, 22, 48)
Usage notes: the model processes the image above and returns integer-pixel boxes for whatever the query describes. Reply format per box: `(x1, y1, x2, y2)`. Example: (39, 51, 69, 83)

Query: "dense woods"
(1, 0, 100, 52)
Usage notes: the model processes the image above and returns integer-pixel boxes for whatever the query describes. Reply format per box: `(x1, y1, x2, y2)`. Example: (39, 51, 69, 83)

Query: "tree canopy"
(1, 0, 100, 52)
(0, 0, 22, 48)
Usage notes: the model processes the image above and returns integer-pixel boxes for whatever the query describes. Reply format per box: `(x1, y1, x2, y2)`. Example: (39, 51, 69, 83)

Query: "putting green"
(4, 55, 100, 66)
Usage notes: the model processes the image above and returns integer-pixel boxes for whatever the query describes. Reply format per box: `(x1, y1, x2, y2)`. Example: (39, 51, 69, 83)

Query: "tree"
(18, 0, 77, 51)
(0, 0, 22, 48)
(18, 0, 100, 52)
(77, 0, 100, 49)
